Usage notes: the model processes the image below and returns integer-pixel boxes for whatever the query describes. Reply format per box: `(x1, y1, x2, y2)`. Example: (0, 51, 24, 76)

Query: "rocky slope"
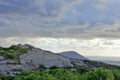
(59, 51, 88, 60)
(0, 44, 116, 76)
(0, 44, 86, 76)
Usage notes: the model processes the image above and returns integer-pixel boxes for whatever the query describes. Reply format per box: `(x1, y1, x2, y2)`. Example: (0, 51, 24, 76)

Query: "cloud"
(0, 0, 13, 6)
(92, 0, 114, 10)
(0, 0, 82, 17)
(0, 18, 120, 39)
(1, 0, 120, 58)
(1, 37, 120, 57)
(84, 22, 120, 38)
(0, 0, 120, 39)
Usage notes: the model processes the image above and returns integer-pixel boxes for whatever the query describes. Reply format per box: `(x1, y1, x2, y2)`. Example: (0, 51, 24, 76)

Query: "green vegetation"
(39, 64, 47, 71)
(83, 60, 114, 69)
(76, 66, 89, 74)
(0, 76, 14, 80)
(1, 67, 120, 80)
(49, 66, 59, 70)
(0, 45, 27, 59)
(81, 68, 114, 80)
(39, 64, 47, 69)
(1, 45, 120, 80)
(112, 67, 120, 80)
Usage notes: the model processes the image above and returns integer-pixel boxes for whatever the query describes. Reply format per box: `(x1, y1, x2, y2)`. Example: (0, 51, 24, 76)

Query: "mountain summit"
(59, 51, 87, 60)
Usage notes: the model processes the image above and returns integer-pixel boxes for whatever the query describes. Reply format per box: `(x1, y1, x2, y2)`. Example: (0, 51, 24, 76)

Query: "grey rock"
(0, 56, 4, 61)
(0, 60, 22, 76)
(59, 51, 88, 60)
(20, 47, 73, 70)
(0, 44, 102, 76)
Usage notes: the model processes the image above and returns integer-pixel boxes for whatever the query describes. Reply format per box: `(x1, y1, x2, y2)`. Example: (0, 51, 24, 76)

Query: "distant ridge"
(59, 51, 88, 60)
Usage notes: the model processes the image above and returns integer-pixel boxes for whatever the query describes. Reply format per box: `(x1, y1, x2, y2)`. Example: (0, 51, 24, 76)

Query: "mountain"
(59, 51, 87, 60)
(19, 44, 73, 69)
(0, 44, 86, 76)
(0, 44, 117, 76)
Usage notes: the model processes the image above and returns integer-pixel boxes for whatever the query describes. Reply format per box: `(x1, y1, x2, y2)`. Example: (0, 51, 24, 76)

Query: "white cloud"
(92, 0, 114, 10)
(1, 37, 120, 57)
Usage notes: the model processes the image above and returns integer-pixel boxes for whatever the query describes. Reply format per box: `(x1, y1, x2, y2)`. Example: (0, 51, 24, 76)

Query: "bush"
(0, 75, 14, 80)
(112, 68, 120, 80)
(9, 45, 18, 50)
(81, 68, 114, 80)
(6, 53, 15, 59)
(19, 48, 27, 54)
(15, 71, 56, 80)
(76, 67, 89, 74)
(49, 66, 59, 70)
(0, 45, 27, 59)
(0, 68, 118, 80)
(40, 73, 56, 80)
(15, 71, 41, 80)
(0, 51, 15, 59)
(47, 69, 81, 80)
(39, 64, 47, 69)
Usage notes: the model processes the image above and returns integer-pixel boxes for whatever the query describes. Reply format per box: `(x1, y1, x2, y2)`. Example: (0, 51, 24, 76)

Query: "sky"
(0, 0, 120, 57)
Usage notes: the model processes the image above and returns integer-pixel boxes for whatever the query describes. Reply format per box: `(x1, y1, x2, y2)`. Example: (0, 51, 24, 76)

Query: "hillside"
(0, 44, 118, 76)
(59, 51, 88, 60)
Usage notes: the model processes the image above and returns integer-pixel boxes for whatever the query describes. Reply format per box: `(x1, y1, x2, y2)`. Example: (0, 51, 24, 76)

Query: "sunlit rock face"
(0, 44, 86, 76)
(20, 44, 73, 69)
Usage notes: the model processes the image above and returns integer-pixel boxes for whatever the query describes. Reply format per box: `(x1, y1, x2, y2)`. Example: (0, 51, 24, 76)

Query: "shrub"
(39, 64, 47, 71)
(81, 68, 114, 80)
(19, 48, 27, 54)
(15, 71, 56, 80)
(15, 71, 41, 80)
(76, 67, 89, 74)
(0, 75, 14, 80)
(47, 69, 81, 80)
(39, 64, 47, 69)
(0, 51, 15, 59)
(40, 73, 56, 80)
(9, 45, 18, 50)
(6, 53, 15, 59)
(49, 66, 59, 70)
(112, 68, 120, 80)
(0, 45, 27, 59)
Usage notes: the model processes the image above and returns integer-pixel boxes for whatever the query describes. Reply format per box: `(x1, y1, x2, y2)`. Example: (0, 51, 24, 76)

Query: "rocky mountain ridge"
(0, 44, 116, 76)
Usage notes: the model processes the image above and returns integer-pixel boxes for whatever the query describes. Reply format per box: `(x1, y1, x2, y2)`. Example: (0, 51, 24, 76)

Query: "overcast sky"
(0, 0, 120, 57)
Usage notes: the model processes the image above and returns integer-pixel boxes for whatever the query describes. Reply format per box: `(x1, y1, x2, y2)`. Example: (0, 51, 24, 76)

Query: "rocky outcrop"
(20, 47, 73, 70)
(0, 60, 22, 76)
(0, 44, 114, 76)
(0, 44, 87, 76)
